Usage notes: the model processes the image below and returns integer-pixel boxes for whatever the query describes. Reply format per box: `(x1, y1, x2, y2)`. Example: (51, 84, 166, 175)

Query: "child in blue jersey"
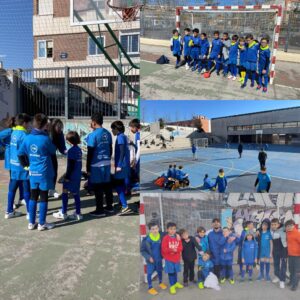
(167, 164, 173, 178)
(111, 120, 131, 215)
(170, 29, 182, 68)
(228, 34, 239, 80)
(241, 34, 260, 88)
(183, 28, 192, 70)
(221, 32, 231, 77)
(176, 166, 189, 187)
(87, 113, 113, 217)
(203, 174, 216, 191)
(0, 117, 25, 208)
(192, 143, 196, 160)
(238, 37, 247, 84)
(241, 232, 258, 281)
(196, 226, 209, 253)
(18, 113, 56, 231)
(189, 28, 201, 72)
(257, 37, 271, 93)
(257, 219, 273, 281)
(129, 118, 141, 183)
(220, 227, 237, 284)
(197, 252, 214, 289)
(53, 131, 83, 221)
(141, 222, 167, 296)
(5, 114, 32, 219)
(208, 31, 223, 75)
(199, 33, 210, 74)
(214, 168, 228, 193)
(254, 166, 271, 192)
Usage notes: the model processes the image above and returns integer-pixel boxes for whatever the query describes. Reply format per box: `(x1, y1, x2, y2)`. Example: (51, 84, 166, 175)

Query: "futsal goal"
(193, 137, 209, 148)
(175, 5, 283, 84)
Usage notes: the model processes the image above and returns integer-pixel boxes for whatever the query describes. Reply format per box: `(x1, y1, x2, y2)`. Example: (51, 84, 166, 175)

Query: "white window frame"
(88, 36, 106, 56)
(38, 0, 53, 16)
(37, 39, 53, 59)
(119, 32, 140, 55)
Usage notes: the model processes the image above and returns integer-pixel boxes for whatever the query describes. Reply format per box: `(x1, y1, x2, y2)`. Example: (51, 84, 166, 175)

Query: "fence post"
(117, 70, 122, 119)
(64, 66, 69, 119)
(284, 10, 291, 52)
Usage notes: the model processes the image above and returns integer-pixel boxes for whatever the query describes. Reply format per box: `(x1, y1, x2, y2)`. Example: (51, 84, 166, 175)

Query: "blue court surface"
(141, 144, 300, 192)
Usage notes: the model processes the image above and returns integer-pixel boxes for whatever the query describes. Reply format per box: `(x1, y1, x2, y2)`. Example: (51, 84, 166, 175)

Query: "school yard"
(141, 43, 300, 100)
(139, 264, 300, 300)
(0, 158, 140, 300)
(141, 144, 300, 193)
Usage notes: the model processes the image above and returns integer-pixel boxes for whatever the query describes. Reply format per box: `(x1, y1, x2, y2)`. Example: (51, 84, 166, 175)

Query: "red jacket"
(287, 228, 300, 256)
(161, 234, 183, 263)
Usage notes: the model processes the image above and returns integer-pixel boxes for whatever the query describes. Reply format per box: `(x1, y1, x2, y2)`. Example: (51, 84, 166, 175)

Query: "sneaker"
(228, 75, 233, 79)
(279, 281, 285, 289)
(119, 207, 131, 215)
(38, 223, 55, 231)
(201, 69, 206, 74)
(290, 286, 297, 291)
(48, 189, 55, 197)
(89, 210, 106, 217)
(68, 213, 83, 221)
(272, 277, 280, 283)
(216, 71, 220, 76)
(249, 278, 253, 282)
(170, 285, 176, 295)
(198, 282, 204, 289)
(241, 83, 247, 89)
(257, 274, 264, 281)
(28, 223, 37, 230)
(20, 199, 26, 206)
(185, 64, 189, 70)
(52, 210, 67, 220)
(174, 282, 184, 289)
(250, 82, 255, 88)
(5, 211, 22, 219)
(263, 87, 267, 93)
(148, 288, 158, 296)
(265, 275, 271, 281)
(257, 85, 262, 90)
(229, 279, 235, 285)
(104, 206, 114, 214)
(159, 283, 167, 290)
(183, 282, 188, 287)
(53, 192, 60, 199)
(220, 278, 226, 284)
(232, 76, 237, 81)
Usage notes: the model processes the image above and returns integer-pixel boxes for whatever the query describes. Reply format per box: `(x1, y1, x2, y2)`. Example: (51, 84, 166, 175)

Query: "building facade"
(211, 107, 300, 145)
(167, 115, 211, 133)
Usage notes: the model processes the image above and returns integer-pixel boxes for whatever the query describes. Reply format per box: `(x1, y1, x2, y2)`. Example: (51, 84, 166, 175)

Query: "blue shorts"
(147, 261, 163, 275)
(246, 62, 257, 71)
(190, 49, 200, 60)
(260, 249, 271, 259)
(30, 180, 53, 191)
(164, 260, 181, 274)
(229, 57, 237, 65)
(221, 259, 233, 266)
(10, 169, 29, 181)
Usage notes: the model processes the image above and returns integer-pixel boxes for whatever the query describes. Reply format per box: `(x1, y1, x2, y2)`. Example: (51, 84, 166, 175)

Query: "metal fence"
(18, 64, 140, 119)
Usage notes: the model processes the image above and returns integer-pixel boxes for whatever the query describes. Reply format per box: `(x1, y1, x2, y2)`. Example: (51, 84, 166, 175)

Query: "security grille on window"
(38, 40, 53, 58)
(88, 36, 105, 55)
(38, 0, 53, 15)
(120, 34, 139, 54)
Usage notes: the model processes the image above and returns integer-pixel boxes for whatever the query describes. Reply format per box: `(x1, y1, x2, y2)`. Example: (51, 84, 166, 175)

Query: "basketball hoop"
(106, 0, 143, 22)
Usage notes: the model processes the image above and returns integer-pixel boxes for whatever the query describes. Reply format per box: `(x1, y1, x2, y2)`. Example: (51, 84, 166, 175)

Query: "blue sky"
(0, 0, 33, 69)
(141, 100, 300, 122)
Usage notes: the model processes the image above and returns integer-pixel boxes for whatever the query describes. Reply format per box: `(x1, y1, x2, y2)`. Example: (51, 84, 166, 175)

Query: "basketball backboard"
(70, 0, 142, 26)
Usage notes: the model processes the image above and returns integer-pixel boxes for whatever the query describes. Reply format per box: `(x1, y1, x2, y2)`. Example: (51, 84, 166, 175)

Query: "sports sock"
(39, 201, 48, 225)
(74, 194, 81, 215)
(29, 199, 37, 224)
(62, 192, 68, 214)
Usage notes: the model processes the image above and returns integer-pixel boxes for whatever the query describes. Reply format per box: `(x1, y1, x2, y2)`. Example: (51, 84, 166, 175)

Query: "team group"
(0, 113, 141, 230)
(170, 29, 271, 92)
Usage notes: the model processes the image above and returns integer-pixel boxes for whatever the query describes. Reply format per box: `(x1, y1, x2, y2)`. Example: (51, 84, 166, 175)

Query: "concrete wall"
(211, 107, 300, 141)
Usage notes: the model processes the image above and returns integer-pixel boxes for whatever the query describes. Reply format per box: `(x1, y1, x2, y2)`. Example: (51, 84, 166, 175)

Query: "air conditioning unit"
(96, 78, 109, 88)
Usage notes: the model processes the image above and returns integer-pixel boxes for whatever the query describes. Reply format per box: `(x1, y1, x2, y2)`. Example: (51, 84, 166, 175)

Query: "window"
(261, 124, 272, 129)
(253, 124, 261, 129)
(37, 40, 53, 58)
(120, 33, 140, 54)
(38, 0, 53, 15)
(284, 122, 297, 128)
(272, 123, 284, 128)
(243, 125, 253, 131)
(228, 126, 234, 132)
(88, 36, 105, 56)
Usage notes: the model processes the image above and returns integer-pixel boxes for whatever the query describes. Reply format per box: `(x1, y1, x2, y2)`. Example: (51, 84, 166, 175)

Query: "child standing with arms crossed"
(161, 222, 183, 295)
(257, 37, 271, 93)
(170, 29, 182, 68)
(183, 28, 192, 70)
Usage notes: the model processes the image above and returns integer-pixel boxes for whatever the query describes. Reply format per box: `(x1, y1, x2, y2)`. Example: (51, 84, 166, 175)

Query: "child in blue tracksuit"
(53, 131, 82, 221)
(199, 33, 210, 73)
(208, 31, 223, 75)
(197, 252, 214, 289)
(257, 37, 271, 93)
(196, 226, 210, 253)
(208, 218, 225, 278)
(238, 37, 247, 84)
(190, 28, 201, 72)
(18, 113, 56, 230)
(167, 165, 173, 178)
(221, 32, 231, 76)
(220, 227, 237, 284)
(170, 29, 182, 68)
(241, 232, 258, 280)
(111, 120, 131, 215)
(176, 166, 189, 186)
(203, 174, 215, 190)
(228, 34, 239, 80)
(255, 166, 271, 192)
(140, 222, 167, 296)
(241, 34, 260, 88)
(0, 117, 24, 208)
(183, 28, 192, 69)
(192, 143, 196, 160)
(214, 168, 228, 193)
(5, 114, 32, 219)
(257, 219, 273, 281)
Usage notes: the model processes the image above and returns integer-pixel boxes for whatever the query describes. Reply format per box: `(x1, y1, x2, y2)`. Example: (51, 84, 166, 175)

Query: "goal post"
(175, 5, 283, 85)
(193, 137, 209, 148)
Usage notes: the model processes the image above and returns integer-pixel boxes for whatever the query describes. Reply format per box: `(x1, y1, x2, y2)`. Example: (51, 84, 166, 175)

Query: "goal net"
(176, 5, 283, 84)
(193, 137, 209, 148)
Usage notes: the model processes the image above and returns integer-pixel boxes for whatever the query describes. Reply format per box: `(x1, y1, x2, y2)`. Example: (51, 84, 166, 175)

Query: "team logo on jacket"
(30, 144, 38, 153)
(102, 134, 108, 141)
(11, 135, 17, 143)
